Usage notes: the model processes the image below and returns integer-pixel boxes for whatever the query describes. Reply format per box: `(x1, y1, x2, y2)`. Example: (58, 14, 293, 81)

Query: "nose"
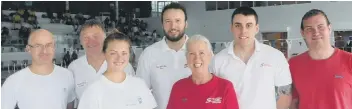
(312, 28, 320, 36)
(240, 26, 248, 34)
(194, 54, 202, 62)
(170, 21, 177, 29)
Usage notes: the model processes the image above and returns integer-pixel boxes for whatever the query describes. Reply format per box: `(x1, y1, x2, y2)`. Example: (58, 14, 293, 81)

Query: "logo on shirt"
(334, 74, 344, 79)
(205, 97, 222, 104)
(156, 65, 167, 69)
(260, 63, 272, 68)
(182, 98, 187, 102)
(77, 81, 88, 88)
(137, 96, 142, 104)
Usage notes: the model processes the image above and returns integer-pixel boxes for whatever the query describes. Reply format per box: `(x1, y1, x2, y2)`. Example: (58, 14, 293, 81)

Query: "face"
(186, 40, 212, 74)
(162, 9, 188, 42)
(104, 40, 130, 72)
(231, 14, 259, 46)
(26, 30, 55, 65)
(80, 26, 105, 55)
(301, 14, 331, 49)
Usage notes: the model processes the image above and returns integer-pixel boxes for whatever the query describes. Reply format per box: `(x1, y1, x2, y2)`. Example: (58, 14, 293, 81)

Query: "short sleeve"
(67, 71, 76, 103)
(274, 54, 292, 86)
(1, 75, 18, 109)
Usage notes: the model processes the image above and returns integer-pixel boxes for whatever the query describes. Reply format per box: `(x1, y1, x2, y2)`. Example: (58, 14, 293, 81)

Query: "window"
(334, 31, 352, 52)
(282, 1, 296, 5)
(229, 1, 241, 9)
(241, 1, 254, 7)
(205, 1, 217, 11)
(217, 1, 228, 10)
(297, 1, 311, 4)
(151, 1, 176, 17)
(268, 1, 282, 6)
(262, 32, 289, 58)
(254, 1, 267, 7)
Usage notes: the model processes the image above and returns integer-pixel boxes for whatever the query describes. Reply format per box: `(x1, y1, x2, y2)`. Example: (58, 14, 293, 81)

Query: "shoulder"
(172, 77, 190, 90)
(68, 55, 86, 68)
(4, 67, 29, 85)
(336, 49, 352, 70)
(260, 44, 286, 58)
(54, 65, 74, 77)
(214, 76, 234, 88)
(141, 41, 163, 55)
(213, 47, 231, 64)
(288, 51, 308, 66)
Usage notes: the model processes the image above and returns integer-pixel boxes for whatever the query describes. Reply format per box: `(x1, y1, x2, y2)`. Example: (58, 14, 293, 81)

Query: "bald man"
(1, 29, 75, 109)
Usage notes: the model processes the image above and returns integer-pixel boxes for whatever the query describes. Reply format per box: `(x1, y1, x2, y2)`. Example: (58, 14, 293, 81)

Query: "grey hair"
(185, 34, 214, 56)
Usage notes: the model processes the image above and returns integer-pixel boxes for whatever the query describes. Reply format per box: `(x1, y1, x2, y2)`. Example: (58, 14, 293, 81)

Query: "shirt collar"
(227, 39, 262, 56)
(160, 35, 189, 52)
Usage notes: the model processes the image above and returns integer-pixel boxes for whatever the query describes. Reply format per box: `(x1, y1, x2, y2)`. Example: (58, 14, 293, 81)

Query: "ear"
(230, 23, 234, 33)
(185, 21, 188, 29)
(328, 24, 332, 34)
(300, 29, 305, 39)
(256, 24, 260, 34)
(25, 45, 31, 53)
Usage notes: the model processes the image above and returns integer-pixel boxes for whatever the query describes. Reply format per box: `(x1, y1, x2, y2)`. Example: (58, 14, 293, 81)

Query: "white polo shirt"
(68, 55, 135, 100)
(1, 65, 75, 109)
(77, 75, 157, 109)
(210, 40, 292, 109)
(136, 36, 192, 109)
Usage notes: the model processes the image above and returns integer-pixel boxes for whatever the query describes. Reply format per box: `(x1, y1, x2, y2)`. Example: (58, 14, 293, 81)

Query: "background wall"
(141, 1, 352, 56)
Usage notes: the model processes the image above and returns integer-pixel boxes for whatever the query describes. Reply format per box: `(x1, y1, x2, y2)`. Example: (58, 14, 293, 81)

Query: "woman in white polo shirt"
(78, 29, 157, 109)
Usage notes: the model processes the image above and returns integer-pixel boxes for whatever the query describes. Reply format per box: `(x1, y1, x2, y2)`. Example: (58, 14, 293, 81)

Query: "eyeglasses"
(28, 43, 55, 50)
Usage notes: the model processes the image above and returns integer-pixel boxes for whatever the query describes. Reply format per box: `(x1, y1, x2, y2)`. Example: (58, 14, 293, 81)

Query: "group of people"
(1, 2, 351, 109)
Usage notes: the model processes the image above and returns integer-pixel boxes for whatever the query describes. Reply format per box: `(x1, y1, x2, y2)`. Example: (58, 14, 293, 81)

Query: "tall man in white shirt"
(136, 3, 192, 109)
(210, 7, 292, 109)
(68, 20, 135, 102)
(1, 29, 75, 109)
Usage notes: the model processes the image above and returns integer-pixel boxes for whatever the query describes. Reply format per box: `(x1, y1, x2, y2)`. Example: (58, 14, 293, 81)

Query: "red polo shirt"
(167, 75, 239, 109)
(289, 48, 352, 109)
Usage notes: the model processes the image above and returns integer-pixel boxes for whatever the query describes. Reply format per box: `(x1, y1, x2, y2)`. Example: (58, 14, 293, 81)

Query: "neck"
(166, 35, 186, 51)
(29, 64, 54, 75)
(191, 71, 213, 85)
(308, 45, 335, 60)
(104, 69, 126, 83)
(86, 52, 105, 65)
(233, 41, 255, 63)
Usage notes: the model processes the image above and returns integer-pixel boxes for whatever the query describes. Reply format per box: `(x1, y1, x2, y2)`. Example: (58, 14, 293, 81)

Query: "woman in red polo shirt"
(167, 35, 239, 109)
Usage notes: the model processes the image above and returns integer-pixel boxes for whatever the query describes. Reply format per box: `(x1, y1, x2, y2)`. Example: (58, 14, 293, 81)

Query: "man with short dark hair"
(289, 9, 352, 109)
(136, 2, 191, 109)
(210, 7, 292, 109)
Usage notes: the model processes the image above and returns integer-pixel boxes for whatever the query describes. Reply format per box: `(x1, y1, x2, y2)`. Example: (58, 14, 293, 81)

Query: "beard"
(163, 28, 186, 42)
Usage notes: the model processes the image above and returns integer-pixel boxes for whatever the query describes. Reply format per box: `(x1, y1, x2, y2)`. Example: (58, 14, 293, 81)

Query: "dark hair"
(161, 2, 187, 23)
(79, 19, 104, 34)
(300, 9, 330, 30)
(102, 29, 131, 53)
(231, 6, 258, 24)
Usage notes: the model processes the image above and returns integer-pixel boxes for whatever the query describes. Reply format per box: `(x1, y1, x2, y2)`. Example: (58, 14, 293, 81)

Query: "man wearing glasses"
(1, 29, 76, 109)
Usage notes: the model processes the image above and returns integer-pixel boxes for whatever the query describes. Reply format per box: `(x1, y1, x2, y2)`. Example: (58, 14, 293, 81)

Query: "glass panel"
(241, 1, 254, 7)
(268, 1, 281, 6)
(217, 1, 229, 10)
(205, 1, 217, 11)
(254, 1, 267, 7)
(297, 1, 311, 4)
(282, 1, 296, 5)
(229, 1, 241, 9)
